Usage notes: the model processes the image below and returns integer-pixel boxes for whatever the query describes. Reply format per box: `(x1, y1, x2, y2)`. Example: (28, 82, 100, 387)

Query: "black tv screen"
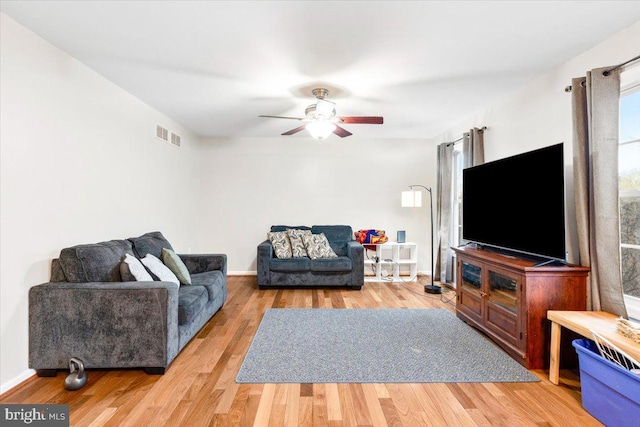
(462, 143, 566, 261)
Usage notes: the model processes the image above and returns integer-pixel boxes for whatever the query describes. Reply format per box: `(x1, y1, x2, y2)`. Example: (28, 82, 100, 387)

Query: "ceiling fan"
(259, 88, 383, 139)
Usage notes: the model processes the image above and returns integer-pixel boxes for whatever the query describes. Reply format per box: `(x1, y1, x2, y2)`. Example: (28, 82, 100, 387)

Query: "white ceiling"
(3, 1, 640, 139)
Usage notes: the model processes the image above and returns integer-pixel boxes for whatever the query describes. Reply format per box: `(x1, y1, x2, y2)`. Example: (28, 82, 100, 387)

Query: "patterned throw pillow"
(268, 231, 292, 258)
(287, 228, 312, 257)
(302, 233, 338, 260)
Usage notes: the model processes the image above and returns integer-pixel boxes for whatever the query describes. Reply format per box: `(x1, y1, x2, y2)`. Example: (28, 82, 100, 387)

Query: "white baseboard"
(228, 271, 257, 276)
(1, 369, 35, 395)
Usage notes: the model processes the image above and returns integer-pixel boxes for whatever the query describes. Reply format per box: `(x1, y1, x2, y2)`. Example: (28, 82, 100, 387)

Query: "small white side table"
(363, 242, 418, 282)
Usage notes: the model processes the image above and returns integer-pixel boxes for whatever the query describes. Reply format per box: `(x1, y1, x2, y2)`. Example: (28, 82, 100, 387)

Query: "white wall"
(431, 20, 640, 265)
(0, 14, 202, 391)
(197, 136, 435, 273)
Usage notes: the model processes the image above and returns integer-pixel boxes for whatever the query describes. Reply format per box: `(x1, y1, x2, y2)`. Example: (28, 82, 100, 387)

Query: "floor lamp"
(401, 185, 441, 294)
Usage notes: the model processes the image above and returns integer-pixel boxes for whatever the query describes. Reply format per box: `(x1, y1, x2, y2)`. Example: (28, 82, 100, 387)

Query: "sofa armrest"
(179, 254, 227, 276)
(347, 241, 365, 286)
(29, 281, 180, 371)
(257, 240, 273, 286)
(347, 240, 364, 259)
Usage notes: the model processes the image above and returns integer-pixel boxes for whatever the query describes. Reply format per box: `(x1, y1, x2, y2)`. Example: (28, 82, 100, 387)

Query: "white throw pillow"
(124, 253, 153, 281)
(141, 254, 180, 285)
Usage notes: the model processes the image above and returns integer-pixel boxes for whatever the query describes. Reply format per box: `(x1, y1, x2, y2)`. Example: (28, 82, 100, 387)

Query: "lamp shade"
(401, 190, 422, 207)
(306, 120, 336, 140)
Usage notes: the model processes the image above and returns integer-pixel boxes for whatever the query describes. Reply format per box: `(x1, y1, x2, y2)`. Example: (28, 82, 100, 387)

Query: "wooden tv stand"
(452, 246, 590, 369)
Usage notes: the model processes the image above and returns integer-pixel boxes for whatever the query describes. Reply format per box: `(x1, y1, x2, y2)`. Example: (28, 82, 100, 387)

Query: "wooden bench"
(547, 310, 640, 385)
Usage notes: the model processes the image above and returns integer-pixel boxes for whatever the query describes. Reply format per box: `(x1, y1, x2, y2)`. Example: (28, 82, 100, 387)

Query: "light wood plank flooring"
(1, 276, 601, 426)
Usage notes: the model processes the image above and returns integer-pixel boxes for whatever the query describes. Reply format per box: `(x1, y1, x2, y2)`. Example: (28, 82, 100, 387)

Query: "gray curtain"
(463, 127, 485, 168)
(435, 143, 454, 283)
(571, 66, 627, 317)
(435, 128, 485, 285)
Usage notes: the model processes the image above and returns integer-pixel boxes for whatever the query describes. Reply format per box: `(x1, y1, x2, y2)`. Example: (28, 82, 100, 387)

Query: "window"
(450, 143, 464, 286)
(620, 64, 640, 321)
(451, 144, 464, 250)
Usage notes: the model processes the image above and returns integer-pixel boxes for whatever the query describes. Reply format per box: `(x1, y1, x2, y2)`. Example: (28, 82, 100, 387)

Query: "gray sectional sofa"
(29, 232, 226, 376)
(257, 225, 364, 290)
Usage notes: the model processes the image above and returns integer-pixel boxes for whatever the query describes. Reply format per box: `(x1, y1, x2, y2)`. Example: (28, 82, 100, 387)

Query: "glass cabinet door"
(487, 270, 518, 313)
(460, 261, 482, 294)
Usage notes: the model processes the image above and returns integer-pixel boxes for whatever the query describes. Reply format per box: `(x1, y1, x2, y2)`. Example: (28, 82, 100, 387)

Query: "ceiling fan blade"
(333, 125, 353, 138)
(338, 116, 384, 124)
(282, 124, 307, 136)
(259, 115, 306, 120)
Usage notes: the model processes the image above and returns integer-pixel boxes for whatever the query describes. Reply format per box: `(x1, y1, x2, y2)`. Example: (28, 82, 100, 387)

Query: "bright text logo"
(1, 405, 69, 426)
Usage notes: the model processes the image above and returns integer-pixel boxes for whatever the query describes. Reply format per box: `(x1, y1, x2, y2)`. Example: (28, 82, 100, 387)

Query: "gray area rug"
(236, 308, 539, 383)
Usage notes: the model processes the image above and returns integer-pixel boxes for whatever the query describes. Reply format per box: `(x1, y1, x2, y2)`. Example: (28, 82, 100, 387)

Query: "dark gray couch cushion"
(270, 225, 311, 232)
(59, 240, 134, 283)
(50, 259, 66, 282)
(128, 231, 173, 259)
(270, 257, 311, 272)
(310, 257, 353, 272)
(178, 285, 207, 325)
(120, 261, 135, 282)
(312, 225, 352, 256)
(191, 270, 225, 301)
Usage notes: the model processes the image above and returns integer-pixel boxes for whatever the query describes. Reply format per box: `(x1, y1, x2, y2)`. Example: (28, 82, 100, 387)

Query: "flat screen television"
(462, 143, 566, 261)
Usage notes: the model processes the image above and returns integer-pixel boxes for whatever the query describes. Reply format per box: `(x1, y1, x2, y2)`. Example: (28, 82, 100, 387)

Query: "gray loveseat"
(29, 231, 226, 376)
(257, 225, 364, 290)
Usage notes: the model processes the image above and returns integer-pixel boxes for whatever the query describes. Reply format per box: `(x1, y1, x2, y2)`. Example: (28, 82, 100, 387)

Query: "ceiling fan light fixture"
(306, 120, 336, 140)
(260, 86, 383, 138)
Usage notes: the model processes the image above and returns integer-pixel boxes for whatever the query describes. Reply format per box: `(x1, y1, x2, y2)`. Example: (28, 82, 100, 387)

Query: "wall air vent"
(170, 132, 181, 148)
(156, 125, 169, 142)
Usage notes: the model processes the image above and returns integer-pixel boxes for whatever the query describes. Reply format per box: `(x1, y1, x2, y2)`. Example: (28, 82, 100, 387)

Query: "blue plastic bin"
(573, 339, 640, 427)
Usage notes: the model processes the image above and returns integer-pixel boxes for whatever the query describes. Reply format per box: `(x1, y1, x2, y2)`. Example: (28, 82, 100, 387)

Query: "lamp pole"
(407, 185, 441, 294)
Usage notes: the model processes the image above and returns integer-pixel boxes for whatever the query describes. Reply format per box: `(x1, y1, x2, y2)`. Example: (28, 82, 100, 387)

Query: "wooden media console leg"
(549, 321, 561, 385)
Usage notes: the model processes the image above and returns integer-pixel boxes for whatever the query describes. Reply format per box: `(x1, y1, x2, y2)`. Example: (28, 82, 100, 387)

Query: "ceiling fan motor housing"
(312, 88, 329, 99)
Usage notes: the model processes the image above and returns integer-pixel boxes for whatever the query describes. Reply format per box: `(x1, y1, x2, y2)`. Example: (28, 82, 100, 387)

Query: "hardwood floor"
(1, 276, 602, 426)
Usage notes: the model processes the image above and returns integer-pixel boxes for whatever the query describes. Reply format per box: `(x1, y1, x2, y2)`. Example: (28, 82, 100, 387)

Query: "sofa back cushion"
(59, 239, 134, 283)
(270, 225, 311, 233)
(311, 225, 353, 256)
(128, 231, 173, 259)
(50, 259, 66, 282)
